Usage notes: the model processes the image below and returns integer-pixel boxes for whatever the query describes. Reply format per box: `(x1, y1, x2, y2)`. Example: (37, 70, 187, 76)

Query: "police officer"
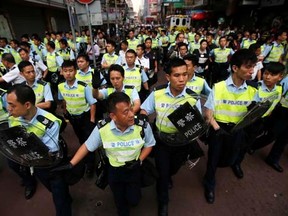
(140, 58, 201, 215)
(32, 35, 48, 62)
(6, 84, 71, 215)
(56, 92, 155, 216)
(144, 38, 158, 87)
(183, 54, 211, 96)
(45, 41, 64, 96)
(127, 29, 140, 51)
(19, 48, 48, 80)
(93, 64, 141, 114)
(203, 49, 258, 204)
(209, 36, 235, 84)
(18, 61, 53, 111)
(19, 41, 42, 63)
(240, 31, 257, 49)
(0, 53, 25, 85)
(101, 40, 119, 82)
(58, 60, 97, 177)
(9, 39, 22, 64)
(58, 39, 75, 61)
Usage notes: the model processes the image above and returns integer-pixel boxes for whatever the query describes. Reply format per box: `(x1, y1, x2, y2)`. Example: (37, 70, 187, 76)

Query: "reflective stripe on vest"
(280, 89, 288, 108)
(99, 123, 144, 167)
(258, 85, 282, 117)
(186, 77, 205, 95)
(58, 83, 89, 115)
(266, 45, 284, 62)
(155, 88, 197, 133)
(214, 48, 231, 63)
(124, 68, 142, 92)
(47, 53, 58, 72)
(214, 81, 256, 123)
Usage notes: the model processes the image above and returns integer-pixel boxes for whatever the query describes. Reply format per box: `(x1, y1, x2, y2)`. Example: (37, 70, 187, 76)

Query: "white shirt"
(2, 65, 25, 85)
(29, 57, 47, 80)
(136, 56, 150, 70)
(251, 61, 263, 80)
(86, 44, 100, 60)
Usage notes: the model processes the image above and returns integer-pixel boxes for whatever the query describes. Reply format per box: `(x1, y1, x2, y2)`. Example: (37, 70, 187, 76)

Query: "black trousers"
(155, 139, 190, 205)
(8, 160, 71, 216)
(67, 111, 95, 169)
(108, 164, 141, 216)
(204, 123, 245, 191)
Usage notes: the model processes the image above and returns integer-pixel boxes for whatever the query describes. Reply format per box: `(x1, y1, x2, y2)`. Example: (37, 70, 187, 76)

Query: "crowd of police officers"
(0, 24, 287, 216)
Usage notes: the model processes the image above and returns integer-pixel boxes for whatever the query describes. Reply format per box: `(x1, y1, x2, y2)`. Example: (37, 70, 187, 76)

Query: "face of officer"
(62, 66, 76, 83)
(110, 101, 134, 131)
(106, 43, 115, 54)
(125, 52, 136, 67)
(184, 59, 196, 80)
(7, 92, 31, 118)
(20, 65, 36, 84)
(110, 70, 124, 91)
(76, 57, 89, 71)
(263, 70, 283, 90)
(219, 38, 227, 48)
(128, 31, 134, 39)
(19, 50, 30, 61)
(166, 64, 188, 96)
(232, 62, 255, 81)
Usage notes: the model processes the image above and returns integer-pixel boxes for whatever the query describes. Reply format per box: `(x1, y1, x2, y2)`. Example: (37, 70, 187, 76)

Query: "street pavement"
(0, 70, 288, 216)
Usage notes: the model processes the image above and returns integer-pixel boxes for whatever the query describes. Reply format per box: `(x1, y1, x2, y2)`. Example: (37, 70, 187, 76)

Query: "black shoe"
(231, 164, 244, 179)
(168, 178, 173, 189)
(25, 186, 36, 200)
(265, 159, 283, 172)
(158, 204, 168, 216)
(204, 188, 214, 204)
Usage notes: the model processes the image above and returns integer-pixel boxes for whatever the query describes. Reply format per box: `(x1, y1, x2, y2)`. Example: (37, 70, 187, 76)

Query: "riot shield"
(0, 120, 63, 168)
(231, 94, 276, 133)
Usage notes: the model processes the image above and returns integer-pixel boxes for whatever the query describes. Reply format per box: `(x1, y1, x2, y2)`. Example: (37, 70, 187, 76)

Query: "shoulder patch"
(77, 80, 87, 87)
(97, 117, 111, 129)
(37, 79, 47, 86)
(154, 84, 168, 91)
(246, 80, 258, 89)
(36, 115, 54, 129)
(134, 116, 148, 128)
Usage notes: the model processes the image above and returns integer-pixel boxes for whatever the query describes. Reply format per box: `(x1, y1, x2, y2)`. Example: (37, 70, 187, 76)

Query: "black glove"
(138, 113, 149, 122)
(92, 71, 102, 89)
(215, 128, 230, 137)
(125, 160, 141, 170)
(51, 162, 73, 173)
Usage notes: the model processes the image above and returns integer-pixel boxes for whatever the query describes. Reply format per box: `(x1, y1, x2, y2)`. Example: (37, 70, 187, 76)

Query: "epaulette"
(186, 88, 198, 98)
(32, 51, 37, 56)
(36, 115, 54, 129)
(134, 116, 148, 128)
(154, 83, 168, 91)
(246, 80, 258, 89)
(77, 80, 87, 87)
(97, 117, 111, 129)
(0, 88, 6, 97)
(37, 79, 47, 86)
(122, 63, 126, 67)
(124, 85, 134, 89)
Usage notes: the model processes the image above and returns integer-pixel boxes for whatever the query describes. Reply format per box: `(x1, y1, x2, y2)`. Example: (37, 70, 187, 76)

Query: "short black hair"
(7, 84, 36, 105)
(47, 41, 55, 49)
(145, 37, 152, 43)
(76, 53, 90, 62)
(107, 92, 131, 113)
(59, 38, 68, 46)
(230, 49, 257, 70)
(126, 49, 137, 57)
(0, 37, 8, 44)
(249, 43, 261, 52)
(200, 39, 208, 45)
(19, 42, 31, 50)
(21, 34, 29, 40)
(18, 61, 33, 72)
(108, 64, 125, 78)
(2, 53, 15, 64)
(183, 54, 199, 66)
(166, 58, 187, 75)
(121, 40, 128, 46)
(18, 48, 29, 54)
(137, 44, 145, 51)
(10, 39, 20, 46)
(177, 42, 187, 50)
(106, 40, 116, 48)
(62, 60, 77, 69)
(265, 62, 285, 75)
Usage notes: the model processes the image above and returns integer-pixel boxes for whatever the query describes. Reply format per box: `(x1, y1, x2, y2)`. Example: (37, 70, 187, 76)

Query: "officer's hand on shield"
(51, 162, 73, 172)
(125, 160, 141, 170)
(215, 128, 230, 137)
(92, 70, 101, 89)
